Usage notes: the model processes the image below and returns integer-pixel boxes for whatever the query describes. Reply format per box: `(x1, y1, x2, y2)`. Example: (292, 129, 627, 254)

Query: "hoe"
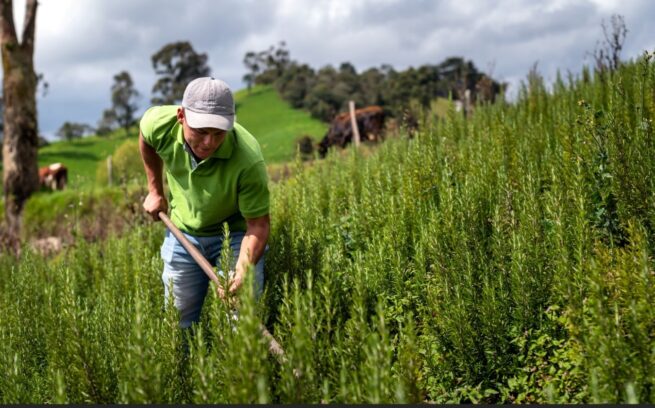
(158, 211, 286, 361)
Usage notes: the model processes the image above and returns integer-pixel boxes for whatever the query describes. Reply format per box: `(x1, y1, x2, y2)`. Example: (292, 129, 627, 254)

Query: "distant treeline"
(51, 41, 508, 141)
(243, 42, 506, 121)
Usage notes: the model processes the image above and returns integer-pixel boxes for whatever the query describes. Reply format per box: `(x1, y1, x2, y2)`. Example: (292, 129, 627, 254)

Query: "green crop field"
(0, 55, 654, 403)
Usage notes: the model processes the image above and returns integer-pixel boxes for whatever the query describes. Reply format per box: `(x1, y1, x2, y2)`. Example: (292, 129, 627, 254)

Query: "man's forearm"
(139, 132, 164, 194)
(236, 216, 270, 274)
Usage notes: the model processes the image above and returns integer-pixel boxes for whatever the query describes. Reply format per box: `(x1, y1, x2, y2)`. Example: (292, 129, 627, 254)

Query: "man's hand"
(214, 270, 243, 305)
(228, 268, 246, 294)
(143, 191, 168, 221)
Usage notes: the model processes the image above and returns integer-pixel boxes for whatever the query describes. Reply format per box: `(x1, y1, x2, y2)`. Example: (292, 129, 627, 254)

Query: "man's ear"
(177, 107, 185, 124)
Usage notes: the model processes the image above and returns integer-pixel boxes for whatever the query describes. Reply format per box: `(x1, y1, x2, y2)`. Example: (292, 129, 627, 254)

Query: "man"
(139, 77, 270, 328)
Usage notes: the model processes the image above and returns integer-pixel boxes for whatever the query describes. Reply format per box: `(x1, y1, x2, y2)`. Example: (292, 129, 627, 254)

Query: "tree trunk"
(1, 0, 39, 256)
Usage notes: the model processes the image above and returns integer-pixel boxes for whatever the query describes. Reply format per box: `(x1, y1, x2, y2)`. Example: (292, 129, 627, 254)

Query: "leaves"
(150, 41, 211, 105)
(1, 50, 655, 404)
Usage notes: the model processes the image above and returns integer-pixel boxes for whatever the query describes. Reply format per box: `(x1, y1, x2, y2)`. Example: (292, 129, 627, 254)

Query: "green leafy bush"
(96, 138, 144, 187)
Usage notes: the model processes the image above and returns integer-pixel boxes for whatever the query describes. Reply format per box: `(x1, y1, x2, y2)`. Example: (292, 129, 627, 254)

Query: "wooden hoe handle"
(157, 211, 287, 359)
(158, 212, 219, 284)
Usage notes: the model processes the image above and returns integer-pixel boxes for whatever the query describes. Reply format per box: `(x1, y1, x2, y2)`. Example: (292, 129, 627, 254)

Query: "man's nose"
(202, 135, 214, 146)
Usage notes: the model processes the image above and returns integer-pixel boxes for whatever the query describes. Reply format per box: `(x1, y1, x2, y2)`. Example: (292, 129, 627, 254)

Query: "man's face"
(177, 108, 227, 160)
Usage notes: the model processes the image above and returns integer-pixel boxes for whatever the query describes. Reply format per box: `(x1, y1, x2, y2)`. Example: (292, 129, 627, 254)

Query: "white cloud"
(1, 0, 652, 136)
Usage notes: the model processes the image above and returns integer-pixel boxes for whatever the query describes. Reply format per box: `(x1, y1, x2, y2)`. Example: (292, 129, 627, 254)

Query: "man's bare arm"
(139, 131, 168, 220)
(229, 214, 270, 293)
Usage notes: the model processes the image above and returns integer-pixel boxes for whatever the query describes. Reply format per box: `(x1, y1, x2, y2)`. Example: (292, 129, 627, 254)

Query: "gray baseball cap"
(181, 77, 235, 130)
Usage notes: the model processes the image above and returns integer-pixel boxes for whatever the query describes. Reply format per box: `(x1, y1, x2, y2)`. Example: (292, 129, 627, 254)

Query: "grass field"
(37, 129, 137, 190)
(1, 54, 653, 403)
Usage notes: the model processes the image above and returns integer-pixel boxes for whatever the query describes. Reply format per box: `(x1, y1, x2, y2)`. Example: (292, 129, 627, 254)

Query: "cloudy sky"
(8, 0, 655, 139)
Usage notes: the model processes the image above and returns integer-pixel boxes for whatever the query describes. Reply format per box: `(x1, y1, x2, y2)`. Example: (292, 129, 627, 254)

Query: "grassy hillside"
(37, 128, 137, 190)
(234, 85, 328, 163)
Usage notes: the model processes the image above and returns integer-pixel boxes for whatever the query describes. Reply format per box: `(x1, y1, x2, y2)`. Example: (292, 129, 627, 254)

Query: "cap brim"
(185, 109, 234, 130)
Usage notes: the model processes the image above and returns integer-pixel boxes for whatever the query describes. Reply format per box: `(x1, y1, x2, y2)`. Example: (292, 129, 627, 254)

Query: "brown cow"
(39, 163, 68, 191)
(318, 105, 385, 157)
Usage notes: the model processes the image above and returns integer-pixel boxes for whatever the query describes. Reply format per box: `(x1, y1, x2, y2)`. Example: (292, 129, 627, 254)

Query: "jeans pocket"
(160, 234, 175, 263)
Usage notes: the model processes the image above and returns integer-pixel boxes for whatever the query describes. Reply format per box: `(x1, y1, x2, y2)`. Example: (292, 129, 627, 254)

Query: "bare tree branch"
(21, 0, 37, 54)
(594, 14, 628, 74)
(0, 0, 18, 47)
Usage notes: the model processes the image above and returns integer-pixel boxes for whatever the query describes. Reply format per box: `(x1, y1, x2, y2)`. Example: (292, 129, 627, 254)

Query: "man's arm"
(139, 130, 168, 220)
(229, 214, 270, 293)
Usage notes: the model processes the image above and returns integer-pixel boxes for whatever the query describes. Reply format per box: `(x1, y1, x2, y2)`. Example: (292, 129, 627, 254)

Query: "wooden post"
(349, 100, 361, 147)
(107, 155, 113, 186)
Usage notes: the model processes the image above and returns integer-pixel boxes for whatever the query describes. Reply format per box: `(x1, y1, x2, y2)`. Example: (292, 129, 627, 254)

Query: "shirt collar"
(175, 122, 235, 160)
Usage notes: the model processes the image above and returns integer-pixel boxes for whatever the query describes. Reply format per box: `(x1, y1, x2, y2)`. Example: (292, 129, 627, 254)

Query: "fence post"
(107, 155, 113, 186)
(349, 100, 361, 148)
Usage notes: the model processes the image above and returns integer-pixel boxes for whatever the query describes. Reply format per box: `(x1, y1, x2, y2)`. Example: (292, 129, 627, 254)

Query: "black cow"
(318, 105, 385, 157)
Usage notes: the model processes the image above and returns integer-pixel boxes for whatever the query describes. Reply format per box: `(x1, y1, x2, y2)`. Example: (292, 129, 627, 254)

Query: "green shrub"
(96, 139, 144, 187)
(1, 55, 654, 403)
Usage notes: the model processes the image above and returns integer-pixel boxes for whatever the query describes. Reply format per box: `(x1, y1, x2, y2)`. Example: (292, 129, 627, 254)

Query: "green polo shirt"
(140, 105, 269, 236)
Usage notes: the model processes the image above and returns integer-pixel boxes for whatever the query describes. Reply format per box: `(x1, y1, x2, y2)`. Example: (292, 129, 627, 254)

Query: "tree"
(151, 41, 211, 105)
(253, 43, 504, 125)
(110, 71, 139, 135)
(0, 0, 39, 255)
(0, 72, 45, 139)
(242, 51, 262, 92)
(359, 67, 386, 106)
(0, 93, 3, 137)
(259, 41, 290, 83)
(96, 108, 117, 136)
(0, 73, 46, 160)
(242, 41, 290, 88)
(56, 122, 93, 141)
(276, 62, 316, 108)
(304, 65, 342, 121)
(593, 14, 628, 74)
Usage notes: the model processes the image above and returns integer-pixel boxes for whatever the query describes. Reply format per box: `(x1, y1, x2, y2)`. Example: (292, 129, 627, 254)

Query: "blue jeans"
(160, 229, 266, 328)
